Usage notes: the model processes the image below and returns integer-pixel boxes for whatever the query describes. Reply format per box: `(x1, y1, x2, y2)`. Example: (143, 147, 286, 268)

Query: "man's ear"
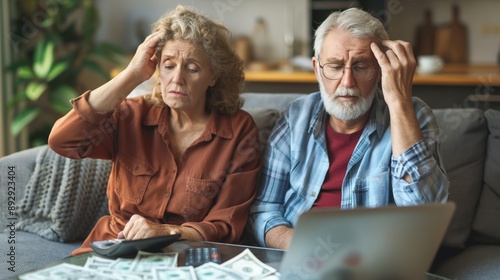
(312, 56, 320, 80)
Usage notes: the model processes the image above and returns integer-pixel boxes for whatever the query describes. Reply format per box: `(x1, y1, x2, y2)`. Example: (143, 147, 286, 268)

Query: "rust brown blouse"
(48, 91, 260, 256)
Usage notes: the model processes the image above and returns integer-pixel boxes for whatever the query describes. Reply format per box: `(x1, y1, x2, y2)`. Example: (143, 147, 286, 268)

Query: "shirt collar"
(202, 110, 234, 140)
(143, 104, 163, 126)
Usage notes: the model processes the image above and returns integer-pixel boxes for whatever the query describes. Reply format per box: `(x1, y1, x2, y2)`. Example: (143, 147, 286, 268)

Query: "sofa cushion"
(0, 230, 80, 278)
(471, 109, 500, 244)
(17, 146, 111, 243)
(244, 108, 281, 156)
(432, 245, 500, 280)
(433, 109, 488, 248)
(241, 93, 306, 111)
(0, 146, 45, 230)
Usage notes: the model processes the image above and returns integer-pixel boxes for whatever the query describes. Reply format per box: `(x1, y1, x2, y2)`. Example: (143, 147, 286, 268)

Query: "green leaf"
(96, 42, 126, 56)
(90, 47, 121, 65)
(25, 81, 47, 101)
(83, 59, 110, 79)
(38, 16, 54, 28)
(49, 85, 78, 114)
(7, 91, 28, 109)
(17, 66, 34, 79)
(59, 22, 78, 41)
(33, 38, 55, 78)
(5, 59, 30, 72)
(60, 0, 81, 11)
(46, 60, 70, 81)
(31, 137, 48, 147)
(83, 3, 99, 42)
(90, 43, 126, 67)
(11, 106, 40, 136)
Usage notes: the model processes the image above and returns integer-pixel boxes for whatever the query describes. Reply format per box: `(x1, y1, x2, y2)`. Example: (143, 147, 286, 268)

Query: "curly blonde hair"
(145, 5, 244, 115)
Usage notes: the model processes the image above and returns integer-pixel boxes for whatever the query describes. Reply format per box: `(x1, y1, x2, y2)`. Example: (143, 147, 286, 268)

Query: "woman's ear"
(210, 75, 217, 87)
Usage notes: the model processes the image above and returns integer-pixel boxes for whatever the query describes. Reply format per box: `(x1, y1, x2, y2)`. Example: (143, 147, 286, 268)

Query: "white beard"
(319, 77, 377, 121)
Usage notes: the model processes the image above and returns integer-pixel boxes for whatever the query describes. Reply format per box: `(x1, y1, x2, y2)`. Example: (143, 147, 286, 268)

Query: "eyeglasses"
(318, 58, 378, 81)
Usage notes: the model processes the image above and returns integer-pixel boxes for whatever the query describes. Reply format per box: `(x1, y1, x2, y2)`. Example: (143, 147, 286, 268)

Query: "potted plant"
(8, 0, 124, 146)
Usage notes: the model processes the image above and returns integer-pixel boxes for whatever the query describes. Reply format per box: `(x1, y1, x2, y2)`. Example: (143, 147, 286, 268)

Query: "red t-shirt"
(313, 124, 363, 208)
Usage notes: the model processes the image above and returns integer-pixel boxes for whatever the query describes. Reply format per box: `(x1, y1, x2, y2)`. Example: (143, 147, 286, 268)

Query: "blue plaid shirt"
(248, 91, 449, 247)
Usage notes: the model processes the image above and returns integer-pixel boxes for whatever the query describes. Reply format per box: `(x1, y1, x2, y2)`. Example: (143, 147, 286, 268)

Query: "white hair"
(313, 7, 389, 57)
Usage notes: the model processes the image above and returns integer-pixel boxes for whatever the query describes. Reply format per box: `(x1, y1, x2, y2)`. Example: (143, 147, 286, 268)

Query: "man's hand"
(117, 214, 203, 241)
(265, 225, 294, 249)
(371, 40, 422, 174)
(370, 40, 416, 108)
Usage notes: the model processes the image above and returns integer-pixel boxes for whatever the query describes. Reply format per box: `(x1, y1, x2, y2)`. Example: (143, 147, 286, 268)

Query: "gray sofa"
(1, 92, 500, 279)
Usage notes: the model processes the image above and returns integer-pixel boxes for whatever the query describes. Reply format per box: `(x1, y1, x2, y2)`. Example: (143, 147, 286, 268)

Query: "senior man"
(248, 7, 449, 249)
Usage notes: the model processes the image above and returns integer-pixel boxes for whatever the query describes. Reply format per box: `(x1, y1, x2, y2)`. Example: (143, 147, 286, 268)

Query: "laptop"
(279, 203, 455, 280)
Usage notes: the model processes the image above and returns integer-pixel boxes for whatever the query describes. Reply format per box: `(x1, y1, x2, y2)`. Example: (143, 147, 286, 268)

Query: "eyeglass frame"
(317, 57, 379, 81)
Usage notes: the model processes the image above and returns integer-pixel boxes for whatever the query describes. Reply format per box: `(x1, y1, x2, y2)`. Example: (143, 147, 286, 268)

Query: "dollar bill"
(151, 266, 197, 280)
(258, 272, 281, 279)
(131, 251, 178, 273)
(20, 247, 282, 280)
(84, 255, 115, 270)
(195, 262, 247, 280)
(20, 263, 117, 279)
(221, 249, 276, 279)
(98, 268, 148, 280)
(109, 258, 135, 272)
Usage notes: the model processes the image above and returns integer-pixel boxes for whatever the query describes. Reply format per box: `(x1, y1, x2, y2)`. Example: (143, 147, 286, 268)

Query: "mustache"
(333, 87, 361, 98)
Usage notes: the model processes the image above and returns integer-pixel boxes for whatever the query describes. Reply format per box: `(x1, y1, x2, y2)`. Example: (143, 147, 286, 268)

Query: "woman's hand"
(124, 31, 164, 83)
(117, 214, 204, 241)
(87, 32, 164, 112)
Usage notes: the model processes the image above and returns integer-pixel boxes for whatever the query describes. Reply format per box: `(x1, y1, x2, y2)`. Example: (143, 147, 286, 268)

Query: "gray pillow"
(472, 109, 500, 244)
(0, 146, 45, 230)
(433, 108, 488, 248)
(244, 108, 281, 157)
(16, 146, 111, 242)
(241, 93, 305, 111)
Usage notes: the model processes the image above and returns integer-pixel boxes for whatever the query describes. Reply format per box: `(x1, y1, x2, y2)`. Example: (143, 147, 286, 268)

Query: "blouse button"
(165, 191, 171, 197)
(311, 192, 317, 197)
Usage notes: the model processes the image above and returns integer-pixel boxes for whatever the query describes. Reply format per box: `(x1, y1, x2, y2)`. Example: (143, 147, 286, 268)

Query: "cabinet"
(309, 0, 386, 55)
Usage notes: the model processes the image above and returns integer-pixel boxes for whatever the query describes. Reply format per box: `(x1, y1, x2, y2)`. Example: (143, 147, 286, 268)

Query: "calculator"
(89, 234, 181, 258)
(184, 247, 222, 267)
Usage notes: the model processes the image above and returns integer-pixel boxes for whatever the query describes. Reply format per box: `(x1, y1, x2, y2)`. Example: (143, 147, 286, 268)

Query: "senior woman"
(48, 5, 260, 256)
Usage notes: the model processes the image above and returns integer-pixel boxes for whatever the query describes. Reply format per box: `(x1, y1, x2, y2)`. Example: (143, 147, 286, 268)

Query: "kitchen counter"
(244, 64, 500, 86)
(243, 64, 500, 110)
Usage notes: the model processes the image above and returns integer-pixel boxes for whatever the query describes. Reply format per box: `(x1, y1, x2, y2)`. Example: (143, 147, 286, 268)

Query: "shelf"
(244, 64, 500, 86)
(244, 70, 317, 83)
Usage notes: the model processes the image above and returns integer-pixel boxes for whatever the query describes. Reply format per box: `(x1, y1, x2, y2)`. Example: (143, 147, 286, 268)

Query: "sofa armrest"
(0, 145, 46, 229)
(433, 109, 488, 248)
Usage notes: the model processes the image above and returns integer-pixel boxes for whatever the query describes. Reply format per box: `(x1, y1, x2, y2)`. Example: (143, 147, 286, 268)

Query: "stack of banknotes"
(20, 248, 281, 279)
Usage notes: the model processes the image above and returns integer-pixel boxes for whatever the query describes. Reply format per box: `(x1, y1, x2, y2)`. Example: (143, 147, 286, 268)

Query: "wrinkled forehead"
(320, 29, 378, 64)
(159, 39, 208, 61)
